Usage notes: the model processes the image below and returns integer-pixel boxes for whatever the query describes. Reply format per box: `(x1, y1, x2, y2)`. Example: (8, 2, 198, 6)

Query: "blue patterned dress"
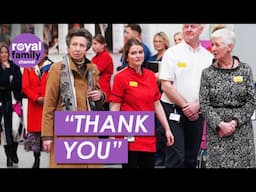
(199, 57, 256, 168)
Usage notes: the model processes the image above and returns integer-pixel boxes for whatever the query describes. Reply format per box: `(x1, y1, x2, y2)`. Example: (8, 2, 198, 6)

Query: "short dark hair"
(65, 28, 92, 50)
(126, 24, 142, 34)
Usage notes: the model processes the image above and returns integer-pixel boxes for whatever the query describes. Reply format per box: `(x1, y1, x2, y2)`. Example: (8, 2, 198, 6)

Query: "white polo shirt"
(159, 41, 213, 104)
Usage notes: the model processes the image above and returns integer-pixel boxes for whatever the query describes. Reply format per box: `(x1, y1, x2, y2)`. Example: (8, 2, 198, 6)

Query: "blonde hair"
(154, 32, 170, 49)
(211, 24, 225, 33)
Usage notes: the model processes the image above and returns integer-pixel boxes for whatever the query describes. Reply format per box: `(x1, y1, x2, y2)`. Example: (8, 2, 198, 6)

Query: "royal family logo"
(9, 33, 44, 68)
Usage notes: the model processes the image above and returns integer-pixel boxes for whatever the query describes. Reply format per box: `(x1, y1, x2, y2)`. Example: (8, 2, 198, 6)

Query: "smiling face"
(182, 24, 203, 44)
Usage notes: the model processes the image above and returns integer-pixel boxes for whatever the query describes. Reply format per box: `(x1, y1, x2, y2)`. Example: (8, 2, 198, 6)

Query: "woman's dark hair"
(65, 28, 92, 50)
(123, 38, 143, 62)
(93, 34, 106, 46)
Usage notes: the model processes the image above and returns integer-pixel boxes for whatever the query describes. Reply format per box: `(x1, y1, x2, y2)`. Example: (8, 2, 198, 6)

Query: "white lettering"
(118, 115, 133, 133)
(12, 43, 17, 50)
(31, 42, 41, 51)
(97, 141, 111, 159)
(135, 115, 148, 133)
(84, 115, 99, 133)
(99, 115, 115, 133)
(64, 141, 78, 159)
(18, 60, 35, 64)
(16, 43, 25, 51)
(68, 113, 152, 134)
(12, 42, 42, 52)
(77, 141, 95, 159)
(74, 115, 86, 133)
(24, 43, 32, 52)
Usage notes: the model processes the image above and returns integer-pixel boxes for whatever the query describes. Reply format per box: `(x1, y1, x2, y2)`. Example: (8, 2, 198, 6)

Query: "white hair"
(211, 28, 236, 46)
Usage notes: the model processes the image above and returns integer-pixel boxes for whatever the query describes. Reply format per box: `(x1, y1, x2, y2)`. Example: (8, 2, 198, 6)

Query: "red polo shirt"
(110, 67, 161, 152)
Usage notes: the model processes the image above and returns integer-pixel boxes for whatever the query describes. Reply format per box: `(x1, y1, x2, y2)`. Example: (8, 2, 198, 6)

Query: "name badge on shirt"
(129, 81, 138, 87)
(233, 76, 243, 83)
(169, 113, 181, 122)
(177, 61, 187, 68)
(125, 136, 135, 142)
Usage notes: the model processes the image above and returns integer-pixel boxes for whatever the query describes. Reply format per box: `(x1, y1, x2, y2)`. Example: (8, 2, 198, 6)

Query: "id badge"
(169, 113, 180, 122)
(125, 136, 135, 142)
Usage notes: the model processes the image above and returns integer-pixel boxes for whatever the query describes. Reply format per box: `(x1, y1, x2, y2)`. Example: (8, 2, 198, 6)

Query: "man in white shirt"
(159, 24, 213, 168)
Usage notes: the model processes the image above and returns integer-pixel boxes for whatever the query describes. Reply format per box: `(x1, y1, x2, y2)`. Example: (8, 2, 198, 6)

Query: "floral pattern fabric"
(199, 60, 256, 168)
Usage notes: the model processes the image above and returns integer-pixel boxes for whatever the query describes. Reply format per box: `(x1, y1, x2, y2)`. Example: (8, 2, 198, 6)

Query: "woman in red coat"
(22, 43, 53, 168)
(91, 34, 113, 110)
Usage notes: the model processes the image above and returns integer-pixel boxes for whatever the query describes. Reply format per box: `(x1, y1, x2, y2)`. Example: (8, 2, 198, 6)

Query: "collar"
(127, 65, 144, 76)
(182, 40, 202, 53)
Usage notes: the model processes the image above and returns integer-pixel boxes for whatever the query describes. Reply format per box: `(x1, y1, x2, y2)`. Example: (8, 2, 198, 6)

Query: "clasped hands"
(182, 102, 200, 121)
(218, 120, 237, 138)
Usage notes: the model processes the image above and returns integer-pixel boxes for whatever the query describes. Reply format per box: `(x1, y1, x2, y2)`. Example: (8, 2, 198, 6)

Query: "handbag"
(12, 101, 22, 117)
(0, 93, 25, 145)
(11, 91, 25, 142)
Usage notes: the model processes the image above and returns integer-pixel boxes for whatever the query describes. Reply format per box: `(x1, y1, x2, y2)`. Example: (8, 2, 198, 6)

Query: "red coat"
(92, 50, 113, 102)
(22, 67, 49, 132)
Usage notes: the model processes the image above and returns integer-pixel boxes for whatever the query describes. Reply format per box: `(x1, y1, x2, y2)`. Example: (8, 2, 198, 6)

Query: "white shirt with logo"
(159, 41, 213, 104)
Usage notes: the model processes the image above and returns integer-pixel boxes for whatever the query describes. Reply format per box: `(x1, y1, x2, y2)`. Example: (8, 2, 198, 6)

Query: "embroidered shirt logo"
(129, 81, 138, 87)
(233, 76, 243, 83)
(177, 61, 187, 68)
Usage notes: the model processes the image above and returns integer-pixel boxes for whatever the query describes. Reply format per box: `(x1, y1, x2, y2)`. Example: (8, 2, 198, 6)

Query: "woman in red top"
(92, 34, 113, 110)
(110, 39, 174, 168)
(22, 43, 53, 168)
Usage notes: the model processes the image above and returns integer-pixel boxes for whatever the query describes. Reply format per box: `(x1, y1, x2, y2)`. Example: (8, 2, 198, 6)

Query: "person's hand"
(43, 140, 53, 153)
(182, 102, 200, 121)
(231, 119, 238, 128)
(218, 121, 236, 138)
(88, 90, 102, 101)
(218, 129, 225, 137)
(187, 112, 199, 121)
(165, 129, 174, 146)
(36, 97, 44, 105)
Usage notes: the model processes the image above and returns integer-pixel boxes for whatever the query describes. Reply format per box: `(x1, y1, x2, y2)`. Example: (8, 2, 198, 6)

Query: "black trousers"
(161, 101, 204, 168)
(1, 101, 14, 144)
(122, 151, 155, 168)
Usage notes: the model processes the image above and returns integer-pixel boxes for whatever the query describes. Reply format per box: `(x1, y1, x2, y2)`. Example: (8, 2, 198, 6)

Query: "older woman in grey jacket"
(199, 28, 256, 168)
